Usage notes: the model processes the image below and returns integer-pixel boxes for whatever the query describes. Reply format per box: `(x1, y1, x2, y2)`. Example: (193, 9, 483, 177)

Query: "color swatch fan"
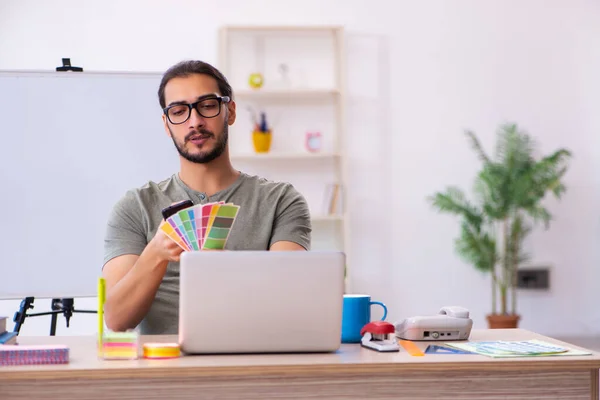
(160, 201, 240, 250)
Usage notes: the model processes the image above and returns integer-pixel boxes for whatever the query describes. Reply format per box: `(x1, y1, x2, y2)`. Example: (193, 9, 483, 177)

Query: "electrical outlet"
(517, 268, 550, 289)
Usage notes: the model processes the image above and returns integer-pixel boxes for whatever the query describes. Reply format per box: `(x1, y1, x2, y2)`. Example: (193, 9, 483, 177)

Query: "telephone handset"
(438, 306, 470, 319)
(394, 306, 473, 341)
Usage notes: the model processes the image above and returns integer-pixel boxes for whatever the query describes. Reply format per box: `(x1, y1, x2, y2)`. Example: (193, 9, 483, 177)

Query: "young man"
(102, 60, 311, 335)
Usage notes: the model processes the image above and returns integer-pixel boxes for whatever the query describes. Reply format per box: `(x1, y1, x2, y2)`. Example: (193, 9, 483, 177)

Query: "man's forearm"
(104, 248, 168, 331)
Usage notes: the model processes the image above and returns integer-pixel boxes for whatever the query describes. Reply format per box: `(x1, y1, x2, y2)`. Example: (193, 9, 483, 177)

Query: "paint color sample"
(176, 209, 198, 250)
(206, 205, 221, 235)
(167, 214, 193, 250)
(212, 216, 234, 229)
(201, 204, 239, 250)
(160, 222, 190, 251)
(202, 237, 227, 250)
(200, 204, 215, 246)
(216, 204, 240, 218)
(162, 201, 239, 252)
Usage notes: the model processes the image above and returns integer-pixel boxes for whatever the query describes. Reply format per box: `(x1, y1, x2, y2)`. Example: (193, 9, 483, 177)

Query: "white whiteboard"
(0, 70, 178, 299)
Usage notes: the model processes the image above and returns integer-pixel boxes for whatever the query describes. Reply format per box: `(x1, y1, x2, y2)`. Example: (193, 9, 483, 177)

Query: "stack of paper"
(160, 201, 240, 250)
(100, 331, 138, 360)
(445, 339, 592, 358)
(0, 345, 69, 365)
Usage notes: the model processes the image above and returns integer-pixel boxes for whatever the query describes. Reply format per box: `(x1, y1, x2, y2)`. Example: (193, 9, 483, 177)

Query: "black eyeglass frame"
(163, 95, 231, 125)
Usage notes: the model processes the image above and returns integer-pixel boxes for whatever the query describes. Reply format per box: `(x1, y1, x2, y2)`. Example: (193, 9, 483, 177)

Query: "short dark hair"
(157, 60, 233, 109)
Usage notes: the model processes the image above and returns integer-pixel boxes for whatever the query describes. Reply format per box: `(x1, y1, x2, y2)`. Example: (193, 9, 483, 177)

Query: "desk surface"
(3, 328, 600, 381)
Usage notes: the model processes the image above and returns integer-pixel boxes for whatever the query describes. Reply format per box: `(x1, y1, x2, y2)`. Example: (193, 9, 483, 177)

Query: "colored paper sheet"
(188, 206, 203, 249)
(201, 205, 239, 250)
(206, 204, 221, 237)
(185, 208, 198, 249)
(166, 214, 193, 250)
(204, 202, 228, 234)
(200, 203, 216, 246)
(444, 340, 592, 358)
(202, 237, 227, 250)
(425, 345, 475, 354)
(399, 340, 424, 356)
(176, 208, 198, 250)
(169, 213, 194, 250)
(160, 222, 189, 251)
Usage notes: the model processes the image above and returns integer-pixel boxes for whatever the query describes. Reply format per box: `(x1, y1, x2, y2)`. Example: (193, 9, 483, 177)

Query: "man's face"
(162, 74, 236, 164)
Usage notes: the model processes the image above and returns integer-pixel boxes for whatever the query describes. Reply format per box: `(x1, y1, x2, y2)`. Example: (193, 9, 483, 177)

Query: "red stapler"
(360, 321, 400, 352)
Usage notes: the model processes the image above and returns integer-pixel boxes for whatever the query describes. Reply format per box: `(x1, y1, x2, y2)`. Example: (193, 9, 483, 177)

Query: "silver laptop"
(178, 250, 345, 354)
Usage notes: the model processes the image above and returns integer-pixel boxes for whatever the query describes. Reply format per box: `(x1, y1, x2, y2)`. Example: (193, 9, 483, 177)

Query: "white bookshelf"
(218, 25, 350, 277)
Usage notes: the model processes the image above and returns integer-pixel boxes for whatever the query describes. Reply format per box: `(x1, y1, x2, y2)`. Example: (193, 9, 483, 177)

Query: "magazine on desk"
(444, 339, 593, 358)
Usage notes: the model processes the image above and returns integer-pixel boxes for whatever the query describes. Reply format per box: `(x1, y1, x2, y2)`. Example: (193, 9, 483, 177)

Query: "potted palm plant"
(429, 123, 571, 328)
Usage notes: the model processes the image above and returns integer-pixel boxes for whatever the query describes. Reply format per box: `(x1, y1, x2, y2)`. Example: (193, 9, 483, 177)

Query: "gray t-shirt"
(103, 172, 311, 334)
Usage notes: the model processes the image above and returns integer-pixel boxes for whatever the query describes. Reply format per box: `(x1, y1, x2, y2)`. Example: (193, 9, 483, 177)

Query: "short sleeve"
(103, 191, 148, 267)
(269, 184, 312, 250)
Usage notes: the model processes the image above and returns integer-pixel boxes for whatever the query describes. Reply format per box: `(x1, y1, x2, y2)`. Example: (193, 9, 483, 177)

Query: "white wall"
(1, 0, 599, 337)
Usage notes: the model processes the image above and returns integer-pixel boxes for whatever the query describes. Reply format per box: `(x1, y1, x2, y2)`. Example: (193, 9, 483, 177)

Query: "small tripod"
(13, 297, 97, 336)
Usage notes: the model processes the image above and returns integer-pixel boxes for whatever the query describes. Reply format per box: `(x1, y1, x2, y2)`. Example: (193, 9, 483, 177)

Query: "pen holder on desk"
(252, 130, 272, 153)
(98, 330, 139, 360)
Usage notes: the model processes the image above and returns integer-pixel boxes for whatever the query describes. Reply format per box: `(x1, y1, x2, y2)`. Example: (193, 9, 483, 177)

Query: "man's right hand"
(103, 222, 183, 332)
(148, 222, 185, 263)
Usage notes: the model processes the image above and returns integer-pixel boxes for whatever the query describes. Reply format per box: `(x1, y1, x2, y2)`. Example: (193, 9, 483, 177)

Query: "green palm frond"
(477, 163, 508, 218)
(455, 221, 497, 273)
(428, 187, 483, 229)
(529, 149, 571, 200)
(495, 123, 535, 170)
(523, 204, 552, 228)
(465, 130, 491, 163)
(505, 213, 531, 267)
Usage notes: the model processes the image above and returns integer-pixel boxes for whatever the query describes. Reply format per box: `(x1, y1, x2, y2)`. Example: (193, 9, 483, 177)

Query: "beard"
(170, 119, 228, 164)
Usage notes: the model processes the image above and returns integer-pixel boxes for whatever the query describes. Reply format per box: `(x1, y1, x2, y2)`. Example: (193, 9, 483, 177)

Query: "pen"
(98, 277, 105, 351)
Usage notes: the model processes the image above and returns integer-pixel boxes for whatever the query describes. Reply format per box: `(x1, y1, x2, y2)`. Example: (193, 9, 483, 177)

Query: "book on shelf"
(322, 183, 344, 216)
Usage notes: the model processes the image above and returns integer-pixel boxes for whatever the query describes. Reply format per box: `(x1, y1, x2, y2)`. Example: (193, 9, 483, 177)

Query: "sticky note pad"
(100, 330, 139, 360)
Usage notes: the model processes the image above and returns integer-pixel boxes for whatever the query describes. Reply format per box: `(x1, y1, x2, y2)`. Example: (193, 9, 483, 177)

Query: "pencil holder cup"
(252, 130, 272, 153)
(98, 330, 139, 360)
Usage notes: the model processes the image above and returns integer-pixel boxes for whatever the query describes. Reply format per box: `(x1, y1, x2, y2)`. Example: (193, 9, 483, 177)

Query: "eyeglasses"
(163, 95, 230, 125)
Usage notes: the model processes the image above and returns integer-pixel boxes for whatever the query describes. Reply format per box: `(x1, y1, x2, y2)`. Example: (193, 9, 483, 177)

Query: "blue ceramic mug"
(341, 294, 388, 343)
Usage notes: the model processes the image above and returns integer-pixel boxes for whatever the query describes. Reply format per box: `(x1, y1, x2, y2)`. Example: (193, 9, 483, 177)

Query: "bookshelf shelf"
(312, 214, 344, 222)
(220, 25, 343, 33)
(231, 152, 340, 161)
(234, 88, 340, 100)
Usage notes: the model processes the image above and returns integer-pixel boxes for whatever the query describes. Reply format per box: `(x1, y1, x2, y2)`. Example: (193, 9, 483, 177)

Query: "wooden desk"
(1, 329, 599, 399)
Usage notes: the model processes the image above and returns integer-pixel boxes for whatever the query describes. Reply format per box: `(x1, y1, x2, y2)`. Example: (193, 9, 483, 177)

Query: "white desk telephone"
(394, 306, 473, 341)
